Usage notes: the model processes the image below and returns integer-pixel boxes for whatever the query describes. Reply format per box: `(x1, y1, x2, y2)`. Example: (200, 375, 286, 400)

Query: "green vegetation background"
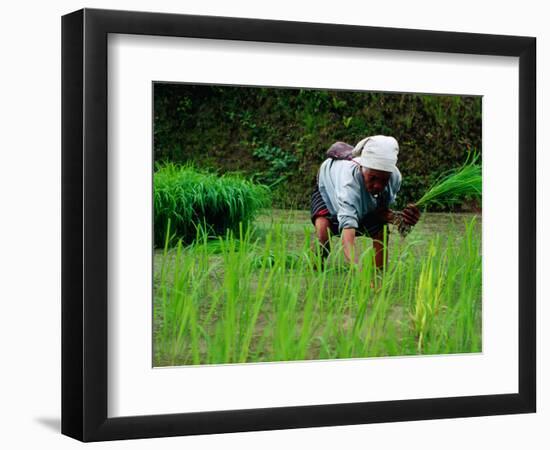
(154, 84, 482, 210)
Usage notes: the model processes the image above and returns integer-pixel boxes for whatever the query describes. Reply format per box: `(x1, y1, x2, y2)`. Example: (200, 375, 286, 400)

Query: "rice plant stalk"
(153, 211, 481, 365)
(393, 152, 481, 236)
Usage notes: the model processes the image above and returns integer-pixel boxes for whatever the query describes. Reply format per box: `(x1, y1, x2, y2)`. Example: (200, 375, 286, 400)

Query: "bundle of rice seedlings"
(154, 163, 271, 247)
(393, 152, 481, 236)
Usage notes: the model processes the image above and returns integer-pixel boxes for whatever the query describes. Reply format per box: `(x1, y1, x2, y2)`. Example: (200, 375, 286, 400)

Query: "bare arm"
(342, 228, 358, 264)
(343, 227, 383, 290)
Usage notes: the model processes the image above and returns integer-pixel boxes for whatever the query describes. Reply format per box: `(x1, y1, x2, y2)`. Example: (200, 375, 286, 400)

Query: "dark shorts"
(310, 184, 386, 238)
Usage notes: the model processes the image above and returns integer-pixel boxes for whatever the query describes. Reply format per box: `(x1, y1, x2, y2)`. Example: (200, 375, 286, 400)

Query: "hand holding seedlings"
(402, 204, 421, 225)
(392, 203, 421, 236)
(393, 153, 481, 237)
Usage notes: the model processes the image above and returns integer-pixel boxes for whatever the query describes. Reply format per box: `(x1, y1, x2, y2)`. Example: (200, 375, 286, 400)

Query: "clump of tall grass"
(153, 163, 271, 247)
(416, 152, 481, 209)
(153, 215, 482, 366)
(394, 152, 481, 235)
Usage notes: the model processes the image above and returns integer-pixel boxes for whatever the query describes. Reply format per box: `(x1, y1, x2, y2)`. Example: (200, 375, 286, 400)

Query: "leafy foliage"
(153, 84, 482, 210)
(252, 144, 298, 187)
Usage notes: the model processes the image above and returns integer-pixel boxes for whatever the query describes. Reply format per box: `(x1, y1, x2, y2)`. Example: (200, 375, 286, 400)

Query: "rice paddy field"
(153, 209, 482, 367)
(152, 86, 483, 367)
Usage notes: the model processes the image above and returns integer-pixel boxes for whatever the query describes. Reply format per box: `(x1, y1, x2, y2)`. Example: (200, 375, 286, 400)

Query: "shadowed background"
(154, 84, 482, 209)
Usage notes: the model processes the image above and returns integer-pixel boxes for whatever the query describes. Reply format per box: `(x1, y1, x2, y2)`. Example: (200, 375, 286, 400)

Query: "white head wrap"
(352, 135, 399, 172)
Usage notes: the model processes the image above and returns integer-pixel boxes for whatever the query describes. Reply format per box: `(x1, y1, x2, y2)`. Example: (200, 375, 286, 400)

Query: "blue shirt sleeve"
(334, 164, 362, 231)
(336, 182, 361, 230)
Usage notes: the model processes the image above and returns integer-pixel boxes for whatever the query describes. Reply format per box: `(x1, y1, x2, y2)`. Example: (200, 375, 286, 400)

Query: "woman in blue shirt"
(311, 136, 420, 269)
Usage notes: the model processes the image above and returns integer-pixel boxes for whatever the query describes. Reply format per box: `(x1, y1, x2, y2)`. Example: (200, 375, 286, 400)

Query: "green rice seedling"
(410, 236, 446, 353)
(153, 211, 482, 366)
(416, 152, 481, 209)
(393, 152, 481, 236)
(409, 216, 481, 355)
(153, 163, 271, 247)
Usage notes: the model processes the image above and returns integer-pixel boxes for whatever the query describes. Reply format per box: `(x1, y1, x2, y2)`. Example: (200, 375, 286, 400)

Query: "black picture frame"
(61, 8, 536, 442)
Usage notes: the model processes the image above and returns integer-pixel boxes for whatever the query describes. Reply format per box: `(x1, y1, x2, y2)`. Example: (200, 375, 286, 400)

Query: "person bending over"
(311, 135, 420, 269)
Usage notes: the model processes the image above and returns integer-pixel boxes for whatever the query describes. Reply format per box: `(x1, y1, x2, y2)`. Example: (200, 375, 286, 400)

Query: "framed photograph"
(61, 8, 536, 442)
